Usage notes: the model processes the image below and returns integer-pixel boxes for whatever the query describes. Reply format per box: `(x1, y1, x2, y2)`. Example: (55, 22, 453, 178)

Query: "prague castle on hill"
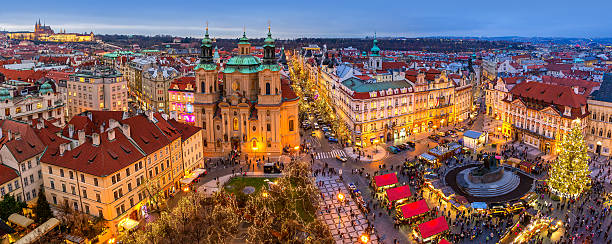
(7, 20, 94, 42)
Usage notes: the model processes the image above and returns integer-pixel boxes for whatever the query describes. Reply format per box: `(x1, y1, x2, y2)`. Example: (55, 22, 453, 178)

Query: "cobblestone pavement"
(315, 175, 380, 244)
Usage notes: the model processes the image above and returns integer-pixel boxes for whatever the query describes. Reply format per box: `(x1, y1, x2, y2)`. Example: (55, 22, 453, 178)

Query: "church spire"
(263, 24, 276, 64)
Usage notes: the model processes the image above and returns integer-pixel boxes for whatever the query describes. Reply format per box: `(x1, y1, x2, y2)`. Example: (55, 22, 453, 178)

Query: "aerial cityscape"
(0, 1, 611, 243)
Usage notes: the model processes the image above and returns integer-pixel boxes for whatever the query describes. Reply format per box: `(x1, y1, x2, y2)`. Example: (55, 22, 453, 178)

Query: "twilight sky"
(0, 0, 610, 39)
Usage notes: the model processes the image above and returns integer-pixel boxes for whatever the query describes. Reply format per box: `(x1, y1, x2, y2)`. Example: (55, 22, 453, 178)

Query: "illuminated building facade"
(168, 76, 196, 124)
(67, 67, 127, 119)
(7, 20, 94, 42)
(192, 27, 300, 157)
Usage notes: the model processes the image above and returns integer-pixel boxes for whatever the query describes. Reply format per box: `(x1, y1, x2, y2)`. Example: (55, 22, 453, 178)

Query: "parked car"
(328, 137, 338, 143)
(311, 131, 317, 137)
(324, 132, 331, 138)
(396, 144, 407, 150)
(336, 155, 348, 162)
(387, 146, 400, 154)
(405, 141, 416, 147)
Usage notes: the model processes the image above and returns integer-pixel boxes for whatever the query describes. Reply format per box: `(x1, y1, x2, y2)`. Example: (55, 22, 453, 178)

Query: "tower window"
(265, 83, 271, 95)
(233, 118, 239, 131)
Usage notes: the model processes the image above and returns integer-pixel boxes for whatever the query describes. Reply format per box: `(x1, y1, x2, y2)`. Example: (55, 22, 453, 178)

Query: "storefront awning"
(400, 199, 430, 219)
(15, 218, 60, 244)
(8, 214, 33, 228)
(374, 173, 398, 188)
(118, 218, 139, 231)
(418, 216, 449, 239)
(419, 153, 437, 162)
(386, 185, 411, 202)
(180, 168, 207, 185)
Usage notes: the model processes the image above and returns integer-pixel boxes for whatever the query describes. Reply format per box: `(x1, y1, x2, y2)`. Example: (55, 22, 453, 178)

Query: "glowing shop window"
(186, 104, 193, 113)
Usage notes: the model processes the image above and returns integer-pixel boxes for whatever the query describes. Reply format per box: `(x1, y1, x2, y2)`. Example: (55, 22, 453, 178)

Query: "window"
(71, 186, 76, 195)
(50, 180, 55, 189)
(127, 183, 132, 191)
(81, 174, 85, 183)
(265, 82, 271, 95)
(94, 178, 98, 186)
(60, 169, 64, 177)
(82, 189, 88, 199)
(126, 168, 130, 177)
(233, 118, 239, 131)
(289, 120, 294, 132)
(267, 123, 271, 131)
(62, 184, 66, 193)
(96, 193, 101, 202)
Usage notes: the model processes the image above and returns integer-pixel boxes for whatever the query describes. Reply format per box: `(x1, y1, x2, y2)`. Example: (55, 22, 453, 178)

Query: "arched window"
(591, 127, 595, 134)
(593, 112, 597, 120)
(233, 118, 239, 131)
(265, 83, 271, 95)
(201, 82, 206, 93)
(599, 129, 603, 137)
(275, 88, 278, 94)
(252, 140, 257, 148)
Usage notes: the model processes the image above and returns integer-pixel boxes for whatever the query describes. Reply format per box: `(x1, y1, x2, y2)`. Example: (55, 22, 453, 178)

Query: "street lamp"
(337, 192, 345, 202)
(360, 233, 369, 243)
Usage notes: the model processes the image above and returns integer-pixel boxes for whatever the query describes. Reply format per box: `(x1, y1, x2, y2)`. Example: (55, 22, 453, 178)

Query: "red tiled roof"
(121, 115, 171, 155)
(355, 75, 372, 81)
(400, 199, 429, 219)
(381, 61, 407, 70)
(386, 185, 411, 202)
(45, 128, 145, 177)
(169, 76, 195, 91)
(541, 76, 599, 89)
(0, 164, 19, 185)
(509, 81, 587, 108)
(438, 239, 452, 244)
(152, 113, 181, 141)
(0, 68, 48, 83)
(418, 216, 449, 239)
(374, 173, 398, 188)
(281, 77, 298, 101)
(0, 120, 45, 162)
(167, 119, 201, 142)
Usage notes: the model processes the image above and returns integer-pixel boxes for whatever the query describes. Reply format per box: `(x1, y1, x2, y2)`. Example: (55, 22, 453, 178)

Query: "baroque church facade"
(194, 27, 300, 157)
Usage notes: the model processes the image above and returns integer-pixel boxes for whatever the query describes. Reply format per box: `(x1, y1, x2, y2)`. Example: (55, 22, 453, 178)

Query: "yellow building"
(191, 27, 300, 157)
(41, 110, 202, 238)
(7, 20, 94, 42)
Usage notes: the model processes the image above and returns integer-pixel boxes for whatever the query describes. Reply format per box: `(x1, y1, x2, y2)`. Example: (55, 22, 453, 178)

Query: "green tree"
(548, 120, 592, 199)
(33, 190, 53, 223)
(0, 194, 26, 220)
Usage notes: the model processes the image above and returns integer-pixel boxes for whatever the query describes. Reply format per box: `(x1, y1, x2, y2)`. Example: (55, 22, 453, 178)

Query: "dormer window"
(564, 106, 571, 117)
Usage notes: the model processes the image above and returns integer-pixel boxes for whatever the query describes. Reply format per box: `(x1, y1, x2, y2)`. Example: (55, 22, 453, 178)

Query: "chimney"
(87, 111, 92, 121)
(148, 111, 155, 122)
(68, 124, 74, 138)
(7, 129, 11, 141)
(77, 130, 85, 146)
(108, 129, 116, 141)
(92, 133, 100, 146)
(109, 119, 119, 129)
(572, 86, 580, 94)
(121, 124, 131, 138)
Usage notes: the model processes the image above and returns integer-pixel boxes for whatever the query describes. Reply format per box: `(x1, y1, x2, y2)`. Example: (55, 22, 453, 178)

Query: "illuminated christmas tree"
(548, 119, 591, 199)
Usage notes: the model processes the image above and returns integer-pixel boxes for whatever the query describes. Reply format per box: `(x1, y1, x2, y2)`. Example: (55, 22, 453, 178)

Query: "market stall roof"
(418, 216, 449, 239)
(507, 157, 521, 164)
(15, 218, 60, 244)
(419, 152, 437, 162)
(386, 185, 411, 202)
(400, 199, 430, 219)
(439, 239, 452, 244)
(8, 214, 33, 228)
(453, 195, 469, 205)
(374, 173, 398, 188)
(463, 130, 483, 139)
(180, 168, 207, 185)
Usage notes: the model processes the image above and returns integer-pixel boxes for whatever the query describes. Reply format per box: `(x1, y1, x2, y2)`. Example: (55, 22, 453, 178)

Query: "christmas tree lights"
(548, 119, 591, 199)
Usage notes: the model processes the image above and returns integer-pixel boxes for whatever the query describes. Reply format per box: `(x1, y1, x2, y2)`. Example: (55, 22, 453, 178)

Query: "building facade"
(0, 80, 65, 125)
(168, 76, 196, 124)
(502, 82, 589, 154)
(191, 28, 299, 157)
(586, 73, 612, 156)
(141, 66, 179, 113)
(41, 110, 202, 236)
(7, 20, 94, 42)
(0, 164, 23, 201)
(67, 67, 127, 119)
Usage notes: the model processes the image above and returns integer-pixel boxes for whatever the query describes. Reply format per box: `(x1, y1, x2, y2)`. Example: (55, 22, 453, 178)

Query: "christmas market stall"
(373, 173, 398, 192)
(419, 152, 439, 165)
(385, 185, 412, 208)
(438, 239, 452, 244)
(519, 161, 534, 174)
(396, 199, 430, 222)
(415, 216, 450, 243)
(426, 179, 455, 202)
(428, 142, 462, 162)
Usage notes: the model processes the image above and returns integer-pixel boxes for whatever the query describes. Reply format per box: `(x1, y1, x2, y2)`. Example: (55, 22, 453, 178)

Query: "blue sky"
(0, 0, 610, 38)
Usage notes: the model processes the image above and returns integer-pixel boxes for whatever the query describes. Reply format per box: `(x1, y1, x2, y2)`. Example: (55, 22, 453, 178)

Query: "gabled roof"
(45, 128, 145, 177)
(0, 164, 19, 185)
(592, 73, 612, 103)
(510, 81, 587, 108)
(121, 115, 171, 154)
(167, 119, 201, 142)
(0, 120, 45, 162)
